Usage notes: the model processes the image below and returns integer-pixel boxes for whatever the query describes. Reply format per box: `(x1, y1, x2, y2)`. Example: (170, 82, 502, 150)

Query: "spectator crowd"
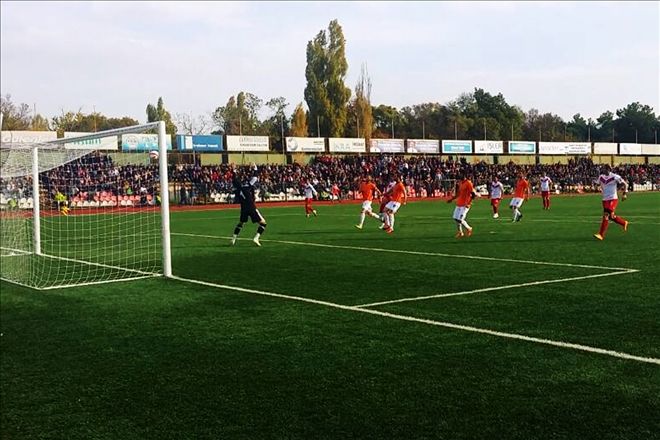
(1, 153, 659, 207)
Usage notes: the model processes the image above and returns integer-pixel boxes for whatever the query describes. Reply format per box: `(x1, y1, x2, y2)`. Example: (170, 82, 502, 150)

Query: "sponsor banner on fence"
(619, 143, 642, 155)
(508, 141, 536, 154)
(64, 132, 118, 150)
(176, 134, 223, 152)
(1, 130, 57, 144)
(641, 144, 660, 155)
(407, 139, 439, 154)
(566, 142, 591, 155)
(226, 135, 269, 151)
(286, 137, 325, 153)
(593, 142, 618, 155)
(328, 137, 366, 153)
(474, 140, 504, 154)
(539, 142, 591, 155)
(369, 138, 405, 153)
(442, 140, 472, 154)
(121, 133, 173, 152)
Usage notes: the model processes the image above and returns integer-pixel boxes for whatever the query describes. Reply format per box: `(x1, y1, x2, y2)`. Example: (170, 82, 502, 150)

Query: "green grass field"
(2, 192, 660, 439)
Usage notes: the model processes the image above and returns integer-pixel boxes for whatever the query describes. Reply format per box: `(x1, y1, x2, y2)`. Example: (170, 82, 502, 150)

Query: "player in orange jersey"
(355, 176, 382, 229)
(447, 173, 478, 238)
(509, 172, 530, 222)
(382, 175, 407, 234)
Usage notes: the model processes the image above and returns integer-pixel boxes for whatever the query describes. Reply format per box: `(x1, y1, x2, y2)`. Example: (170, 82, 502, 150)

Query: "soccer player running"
(510, 172, 530, 222)
(447, 173, 477, 238)
(489, 175, 504, 219)
(231, 170, 267, 247)
(593, 164, 629, 241)
(540, 172, 553, 210)
(303, 179, 318, 217)
(379, 175, 396, 227)
(355, 175, 382, 229)
(382, 174, 407, 234)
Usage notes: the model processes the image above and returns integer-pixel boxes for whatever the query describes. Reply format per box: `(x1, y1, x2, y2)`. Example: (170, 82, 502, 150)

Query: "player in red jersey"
(331, 183, 340, 203)
(509, 172, 530, 222)
(447, 173, 478, 238)
(379, 175, 396, 228)
(539, 172, 553, 210)
(489, 175, 504, 218)
(593, 164, 629, 240)
(302, 179, 318, 217)
(355, 176, 382, 229)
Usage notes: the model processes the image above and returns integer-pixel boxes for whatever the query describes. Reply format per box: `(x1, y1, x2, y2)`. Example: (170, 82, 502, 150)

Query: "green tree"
(304, 19, 351, 137)
(290, 103, 309, 137)
(146, 97, 177, 141)
(566, 114, 588, 141)
(351, 63, 373, 141)
(263, 96, 289, 151)
(31, 114, 50, 131)
(52, 111, 139, 136)
(0, 94, 32, 130)
(613, 102, 658, 143)
(212, 92, 263, 135)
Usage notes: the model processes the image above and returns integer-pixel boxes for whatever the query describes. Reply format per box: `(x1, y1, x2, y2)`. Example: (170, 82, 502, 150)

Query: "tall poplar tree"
(304, 19, 351, 137)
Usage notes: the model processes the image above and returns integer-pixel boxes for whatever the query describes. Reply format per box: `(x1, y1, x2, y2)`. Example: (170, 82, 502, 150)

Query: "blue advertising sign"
(508, 141, 536, 154)
(122, 133, 173, 152)
(176, 134, 224, 152)
(442, 140, 472, 154)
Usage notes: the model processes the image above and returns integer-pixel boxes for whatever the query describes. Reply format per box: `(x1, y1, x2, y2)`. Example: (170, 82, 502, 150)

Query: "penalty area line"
(353, 269, 639, 308)
(172, 232, 637, 272)
(170, 275, 660, 366)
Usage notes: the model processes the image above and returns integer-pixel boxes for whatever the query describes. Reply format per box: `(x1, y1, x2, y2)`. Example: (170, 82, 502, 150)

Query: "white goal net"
(0, 123, 171, 290)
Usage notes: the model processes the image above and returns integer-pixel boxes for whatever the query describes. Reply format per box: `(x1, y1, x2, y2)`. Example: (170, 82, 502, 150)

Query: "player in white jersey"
(539, 172, 553, 210)
(489, 176, 504, 218)
(303, 180, 318, 217)
(593, 164, 629, 240)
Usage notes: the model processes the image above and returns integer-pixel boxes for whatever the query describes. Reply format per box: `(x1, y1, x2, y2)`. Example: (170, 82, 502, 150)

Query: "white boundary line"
(354, 269, 638, 308)
(1, 274, 160, 291)
(172, 232, 636, 271)
(170, 275, 660, 366)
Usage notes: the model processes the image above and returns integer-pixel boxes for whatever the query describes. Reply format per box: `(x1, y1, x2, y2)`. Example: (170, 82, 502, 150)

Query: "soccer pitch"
(2, 193, 659, 439)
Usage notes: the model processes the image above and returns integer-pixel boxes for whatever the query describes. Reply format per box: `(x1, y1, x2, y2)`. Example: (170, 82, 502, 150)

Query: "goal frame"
(1, 121, 172, 288)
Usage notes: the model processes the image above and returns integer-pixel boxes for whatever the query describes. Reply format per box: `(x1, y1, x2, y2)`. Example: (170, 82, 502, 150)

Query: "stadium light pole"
(356, 115, 360, 138)
(422, 120, 425, 139)
(317, 115, 320, 138)
(391, 117, 395, 139)
(655, 129, 657, 144)
(454, 121, 457, 140)
(484, 119, 487, 140)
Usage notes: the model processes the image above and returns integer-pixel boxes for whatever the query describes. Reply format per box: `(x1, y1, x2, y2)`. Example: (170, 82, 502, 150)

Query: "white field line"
(170, 275, 660, 366)
(0, 246, 31, 257)
(353, 269, 638, 308)
(172, 232, 636, 271)
(1, 274, 160, 291)
(39, 253, 160, 277)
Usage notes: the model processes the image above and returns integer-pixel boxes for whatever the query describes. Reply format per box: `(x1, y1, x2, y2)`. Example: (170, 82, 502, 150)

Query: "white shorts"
(385, 201, 401, 213)
(510, 197, 524, 208)
(452, 206, 470, 221)
(361, 200, 373, 211)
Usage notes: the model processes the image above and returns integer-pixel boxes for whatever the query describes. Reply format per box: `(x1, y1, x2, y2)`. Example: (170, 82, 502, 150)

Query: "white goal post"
(0, 121, 172, 289)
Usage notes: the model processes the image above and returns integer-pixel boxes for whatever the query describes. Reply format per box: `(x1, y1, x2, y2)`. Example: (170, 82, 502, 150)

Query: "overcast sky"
(1, 1, 658, 125)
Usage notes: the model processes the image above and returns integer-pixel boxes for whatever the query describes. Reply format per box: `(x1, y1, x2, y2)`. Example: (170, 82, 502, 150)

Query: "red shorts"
(490, 198, 501, 207)
(541, 191, 550, 197)
(602, 199, 618, 212)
